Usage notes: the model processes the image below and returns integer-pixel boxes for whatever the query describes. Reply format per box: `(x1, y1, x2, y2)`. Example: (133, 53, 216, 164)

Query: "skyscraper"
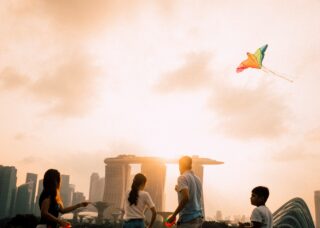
(0, 166, 17, 219)
(14, 182, 33, 214)
(72, 192, 85, 205)
(26, 173, 37, 213)
(315, 191, 320, 228)
(103, 163, 131, 208)
(89, 173, 105, 202)
(141, 161, 166, 211)
(34, 179, 43, 216)
(60, 175, 72, 207)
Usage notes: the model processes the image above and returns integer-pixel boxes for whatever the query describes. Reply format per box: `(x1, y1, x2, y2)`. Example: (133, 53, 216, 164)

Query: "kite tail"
(261, 66, 294, 83)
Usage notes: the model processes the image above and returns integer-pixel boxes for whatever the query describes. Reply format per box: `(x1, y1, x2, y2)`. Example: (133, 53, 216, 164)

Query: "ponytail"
(128, 173, 146, 206)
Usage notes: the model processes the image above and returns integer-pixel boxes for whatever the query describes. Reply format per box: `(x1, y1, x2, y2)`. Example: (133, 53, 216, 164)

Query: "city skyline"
(1, 0, 320, 222)
(2, 156, 320, 222)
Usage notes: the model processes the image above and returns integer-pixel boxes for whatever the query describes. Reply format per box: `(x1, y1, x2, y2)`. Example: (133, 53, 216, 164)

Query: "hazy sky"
(1, 0, 320, 220)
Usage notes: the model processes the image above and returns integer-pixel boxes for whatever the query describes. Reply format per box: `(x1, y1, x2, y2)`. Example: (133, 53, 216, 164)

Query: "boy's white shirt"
(250, 205, 273, 228)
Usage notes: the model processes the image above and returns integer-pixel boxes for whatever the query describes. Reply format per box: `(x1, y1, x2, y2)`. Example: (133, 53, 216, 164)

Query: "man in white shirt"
(168, 156, 203, 228)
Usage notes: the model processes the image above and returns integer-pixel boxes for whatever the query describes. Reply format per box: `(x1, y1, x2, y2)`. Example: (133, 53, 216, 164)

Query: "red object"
(164, 216, 176, 227)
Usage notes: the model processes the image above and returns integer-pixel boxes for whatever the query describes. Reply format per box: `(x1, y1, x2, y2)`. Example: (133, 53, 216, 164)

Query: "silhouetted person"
(38, 169, 90, 228)
(248, 186, 272, 228)
(123, 173, 156, 228)
(168, 156, 203, 227)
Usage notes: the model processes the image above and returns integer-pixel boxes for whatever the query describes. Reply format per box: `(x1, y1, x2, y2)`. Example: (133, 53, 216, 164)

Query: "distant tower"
(72, 192, 85, 205)
(14, 182, 33, 214)
(34, 179, 43, 216)
(89, 173, 99, 201)
(89, 173, 105, 202)
(103, 162, 131, 208)
(315, 191, 320, 228)
(60, 175, 72, 207)
(216, 210, 223, 221)
(141, 160, 166, 212)
(0, 166, 17, 219)
(26, 173, 37, 213)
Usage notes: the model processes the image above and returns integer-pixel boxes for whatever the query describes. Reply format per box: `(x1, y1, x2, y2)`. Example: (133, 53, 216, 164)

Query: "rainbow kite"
(236, 44, 293, 82)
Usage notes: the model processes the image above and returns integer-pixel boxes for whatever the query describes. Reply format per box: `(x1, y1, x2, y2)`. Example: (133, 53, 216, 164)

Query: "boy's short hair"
(252, 186, 269, 202)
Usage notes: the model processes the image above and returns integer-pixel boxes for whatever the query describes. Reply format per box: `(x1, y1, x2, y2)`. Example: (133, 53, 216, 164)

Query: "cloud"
(31, 1, 143, 41)
(105, 140, 146, 155)
(29, 52, 101, 117)
(14, 132, 28, 141)
(208, 83, 289, 140)
(272, 142, 320, 162)
(305, 127, 320, 142)
(0, 67, 29, 90)
(154, 52, 212, 93)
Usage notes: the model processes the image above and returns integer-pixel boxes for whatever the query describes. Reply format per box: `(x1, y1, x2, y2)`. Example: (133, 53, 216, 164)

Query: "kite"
(236, 44, 293, 82)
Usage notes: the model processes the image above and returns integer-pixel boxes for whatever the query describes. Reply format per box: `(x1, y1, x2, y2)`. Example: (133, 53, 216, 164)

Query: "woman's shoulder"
(139, 190, 151, 197)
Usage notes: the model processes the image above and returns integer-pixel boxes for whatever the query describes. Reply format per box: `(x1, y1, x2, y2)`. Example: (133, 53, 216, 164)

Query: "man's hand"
(167, 214, 176, 224)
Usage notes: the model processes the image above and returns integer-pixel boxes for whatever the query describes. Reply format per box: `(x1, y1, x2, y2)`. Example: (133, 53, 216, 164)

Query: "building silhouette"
(103, 155, 223, 213)
(141, 160, 166, 211)
(14, 182, 33, 214)
(103, 161, 131, 208)
(34, 179, 43, 216)
(315, 191, 320, 228)
(0, 166, 17, 219)
(60, 175, 72, 207)
(26, 173, 37, 213)
(72, 192, 85, 205)
(89, 173, 105, 202)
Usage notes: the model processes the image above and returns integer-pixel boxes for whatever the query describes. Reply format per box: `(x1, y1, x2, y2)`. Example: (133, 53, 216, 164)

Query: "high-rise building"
(216, 210, 223, 221)
(103, 163, 131, 208)
(61, 175, 72, 207)
(26, 173, 37, 213)
(0, 166, 17, 219)
(141, 161, 166, 212)
(69, 184, 75, 206)
(89, 173, 105, 202)
(315, 191, 320, 228)
(14, 182, 33, 214)
(34, 179, 43, 216)
(72, 192, 85, 205)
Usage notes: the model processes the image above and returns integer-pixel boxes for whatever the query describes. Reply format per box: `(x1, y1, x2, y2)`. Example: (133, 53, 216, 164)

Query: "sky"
(1, 0, 320, 220)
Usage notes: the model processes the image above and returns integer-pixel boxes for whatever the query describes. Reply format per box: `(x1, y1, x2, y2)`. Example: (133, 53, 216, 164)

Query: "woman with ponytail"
(123, 173, 157, 228)
(38, 169, 90, 228)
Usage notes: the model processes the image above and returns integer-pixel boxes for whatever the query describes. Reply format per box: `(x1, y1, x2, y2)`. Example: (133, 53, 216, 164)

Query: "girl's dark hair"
(43, 169, 62, 205)
(128, 173, 147, 206)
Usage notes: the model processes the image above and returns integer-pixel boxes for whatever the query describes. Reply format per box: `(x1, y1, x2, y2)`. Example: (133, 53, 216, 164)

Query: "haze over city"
(1, 0, 320, 221)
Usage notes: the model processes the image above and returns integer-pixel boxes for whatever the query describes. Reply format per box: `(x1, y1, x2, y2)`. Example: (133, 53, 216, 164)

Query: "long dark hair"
(42, 169, 63, 206)
(128, 173, 147, 206)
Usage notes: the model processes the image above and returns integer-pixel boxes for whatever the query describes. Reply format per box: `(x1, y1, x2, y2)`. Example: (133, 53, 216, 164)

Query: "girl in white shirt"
(123, 173, 157, 228)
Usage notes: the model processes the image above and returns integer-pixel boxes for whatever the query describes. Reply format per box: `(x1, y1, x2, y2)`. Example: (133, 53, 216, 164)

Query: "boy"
(249, 186, 272, 228)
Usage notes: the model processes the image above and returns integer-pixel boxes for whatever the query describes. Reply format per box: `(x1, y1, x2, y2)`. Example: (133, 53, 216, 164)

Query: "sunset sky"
(1, 0, 320, 220)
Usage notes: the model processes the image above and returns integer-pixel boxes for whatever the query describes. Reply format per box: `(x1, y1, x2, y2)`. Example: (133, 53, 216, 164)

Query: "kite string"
(261, 66, 294, 83)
